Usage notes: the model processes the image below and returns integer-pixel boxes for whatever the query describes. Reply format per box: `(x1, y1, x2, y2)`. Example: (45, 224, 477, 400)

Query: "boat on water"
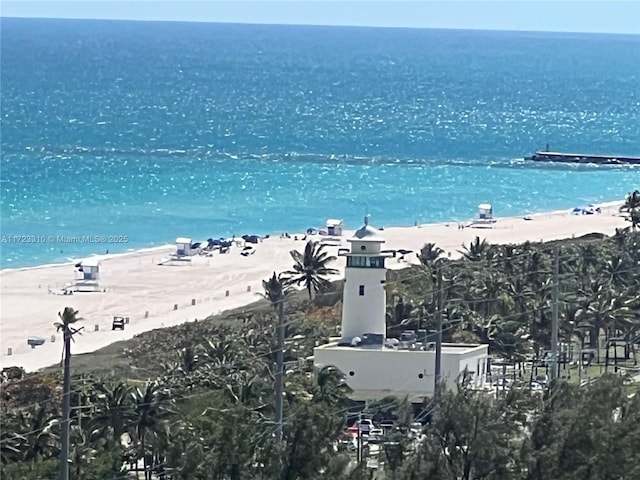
(525, 145, 640, 165)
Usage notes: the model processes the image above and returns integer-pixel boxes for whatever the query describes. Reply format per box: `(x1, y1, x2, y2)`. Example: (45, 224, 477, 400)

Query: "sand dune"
(0, 203, 628, 372)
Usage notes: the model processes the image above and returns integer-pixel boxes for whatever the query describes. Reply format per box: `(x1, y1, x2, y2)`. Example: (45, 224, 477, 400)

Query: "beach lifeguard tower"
(175, 237, 195, 257)
(326, 219, 344, 236)
(478, 203, 493, 221)
(471, 203, 496, 228)
(73, 258, 101, 292)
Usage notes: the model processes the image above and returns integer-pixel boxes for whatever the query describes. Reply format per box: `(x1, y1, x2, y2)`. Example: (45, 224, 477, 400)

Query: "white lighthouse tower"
(339, 216, 391, 345)
(314, 215, 490, 402)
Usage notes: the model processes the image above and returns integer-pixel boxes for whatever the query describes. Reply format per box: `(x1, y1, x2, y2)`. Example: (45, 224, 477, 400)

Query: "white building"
(313, 216, 489, 402)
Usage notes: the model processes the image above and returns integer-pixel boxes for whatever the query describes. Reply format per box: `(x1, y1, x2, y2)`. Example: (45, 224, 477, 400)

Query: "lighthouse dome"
(352, 224, 383, 241)
(349, 216, 385, 243)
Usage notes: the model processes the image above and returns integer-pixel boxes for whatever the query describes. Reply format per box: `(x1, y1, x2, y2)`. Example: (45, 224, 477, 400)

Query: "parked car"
(356, 418, 374, 434)
(112, 316, 127, 331)
(492, 378, 511, 388)
(380, 421, 395, 434)
(337, 437, 357, 452)
(534, 374, 548, 387)
(529, 381, 544, 391)
(345, 425, 359, 437)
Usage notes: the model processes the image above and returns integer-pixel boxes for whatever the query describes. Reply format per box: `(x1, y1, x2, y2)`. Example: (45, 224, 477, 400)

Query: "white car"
(356, 418, 374, 434)
(492, 378, 511, 388)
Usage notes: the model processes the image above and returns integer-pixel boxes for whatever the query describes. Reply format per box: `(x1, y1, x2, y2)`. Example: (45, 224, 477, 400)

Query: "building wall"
(314, 344, 488, 401)
(457, 349, 489, 389)
(341, 265, 387, 341)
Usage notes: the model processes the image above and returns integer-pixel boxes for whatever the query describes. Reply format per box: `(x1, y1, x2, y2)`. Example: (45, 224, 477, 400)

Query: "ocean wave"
(4, 146, 638, 172)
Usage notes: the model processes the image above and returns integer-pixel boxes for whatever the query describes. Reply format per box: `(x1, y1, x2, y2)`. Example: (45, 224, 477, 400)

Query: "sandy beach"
(0, 203, 628, 372)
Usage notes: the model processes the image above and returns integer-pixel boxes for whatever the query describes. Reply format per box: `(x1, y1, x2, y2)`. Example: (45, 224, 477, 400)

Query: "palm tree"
(131, 381, 173, 480)
(603, 252, 633, 289)
(0, 421, 26, 465)
(204, 334, 243, 376)
(262, 271, 290, 306)
(283, 240, 339, 300)
(68, 426, 97, 480)
(261, 271, 288, 444)
(312, 366, 352, 408)
(224, 370, 265, 406)
(416, 242, 445, 267)
(91, 381, 135, 445)
(620, 190, 640, 211)
(576, 284, 636, 365)
(459, 236, 490, 262)
(620, 190, 640, 231)
(54, 306, 82, 480)
(12, 403, 58, 463)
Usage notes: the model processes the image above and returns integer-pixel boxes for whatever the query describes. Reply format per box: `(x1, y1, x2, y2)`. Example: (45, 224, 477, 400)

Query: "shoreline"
(0, 244, 176, 275)
(0, 200, 629, 372)
(0, 198, 626, 273)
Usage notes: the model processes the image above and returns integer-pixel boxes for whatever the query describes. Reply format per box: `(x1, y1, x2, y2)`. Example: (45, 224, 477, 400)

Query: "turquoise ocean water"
(1, 18, 639, 268)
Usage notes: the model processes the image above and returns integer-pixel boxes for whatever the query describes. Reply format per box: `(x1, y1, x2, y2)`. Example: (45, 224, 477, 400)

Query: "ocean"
(1, 18, 639, 268)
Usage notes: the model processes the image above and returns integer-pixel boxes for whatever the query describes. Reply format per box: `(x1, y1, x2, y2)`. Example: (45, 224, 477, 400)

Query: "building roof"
(326, 218, 343, 226)
(478, 203, 492, 210)
(80, 258, 101, 268)
(176, 237, 192, 244)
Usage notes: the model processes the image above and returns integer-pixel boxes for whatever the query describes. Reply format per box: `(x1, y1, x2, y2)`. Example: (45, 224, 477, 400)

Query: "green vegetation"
(2, 191, 640, 479)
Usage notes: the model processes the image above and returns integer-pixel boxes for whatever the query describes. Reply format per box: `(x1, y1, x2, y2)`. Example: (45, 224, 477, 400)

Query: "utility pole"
(434, 268, 443, 403)
(550, 246, 560, 381)
(60, 323, 72, 480)
(274, 295, 285, 444)
(58, 316, 83, 480)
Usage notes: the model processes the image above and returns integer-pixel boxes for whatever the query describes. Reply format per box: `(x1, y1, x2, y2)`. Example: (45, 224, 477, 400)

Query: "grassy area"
(38, 296, 276, 379)
(38, 281, 343, 380)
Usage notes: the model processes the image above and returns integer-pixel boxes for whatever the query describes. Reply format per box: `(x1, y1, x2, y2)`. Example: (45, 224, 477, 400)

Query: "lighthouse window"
(359, 285, 365, 296)
(370, 257, 384, 268)
(347, 256, 385, 268)
(347, 256, 365, 267)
